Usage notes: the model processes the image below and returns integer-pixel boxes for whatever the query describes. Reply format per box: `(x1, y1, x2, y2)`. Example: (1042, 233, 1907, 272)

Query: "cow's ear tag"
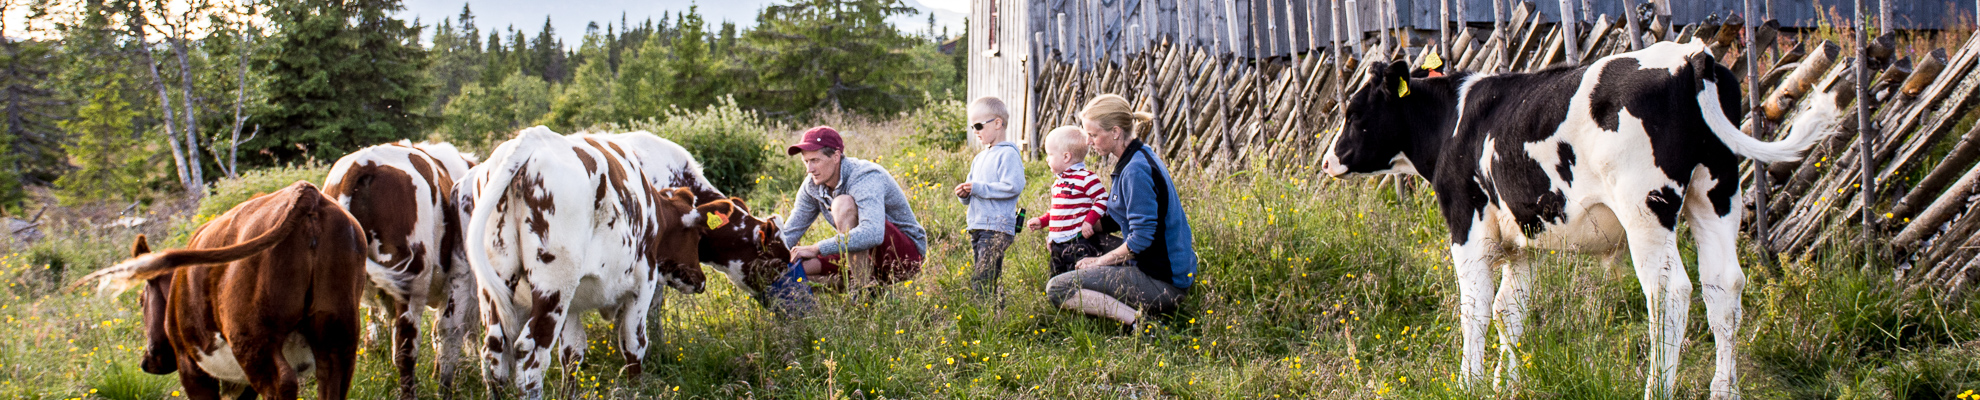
(1422, 52, 1445, 71)
(707, 209, 732, 230)
(1396, 80, 1411, 98)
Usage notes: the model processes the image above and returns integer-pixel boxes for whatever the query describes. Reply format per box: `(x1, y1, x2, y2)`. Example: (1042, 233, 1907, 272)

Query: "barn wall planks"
(971, 0, 1034, 149)
(1012, 0, 1980, 297)
(1023, 0, 1974, 66)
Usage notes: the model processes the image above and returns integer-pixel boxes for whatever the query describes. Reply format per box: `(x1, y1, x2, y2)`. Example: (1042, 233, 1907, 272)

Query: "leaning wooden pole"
(1744, 0, 1775, 264)
(1878, 0, 1891, 34)
(1856, 0, 1876, 265)
(1621, 0, 1645, 50)
(1455, 0, 1468, 58)
(1347, 0, 1364, 56)
(1441, 0, 1451, 55)
(1559, 0, 1582, 62)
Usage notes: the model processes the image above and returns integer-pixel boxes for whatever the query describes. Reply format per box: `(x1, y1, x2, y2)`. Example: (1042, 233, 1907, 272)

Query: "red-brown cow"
(76, 182, 368, 400)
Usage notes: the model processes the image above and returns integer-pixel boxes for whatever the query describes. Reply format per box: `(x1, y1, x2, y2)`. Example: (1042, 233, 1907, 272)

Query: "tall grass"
(0, 117, 1974, 398)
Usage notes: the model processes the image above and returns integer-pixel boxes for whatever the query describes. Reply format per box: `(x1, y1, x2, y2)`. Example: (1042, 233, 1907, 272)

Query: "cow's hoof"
(618, 363, 643, 379)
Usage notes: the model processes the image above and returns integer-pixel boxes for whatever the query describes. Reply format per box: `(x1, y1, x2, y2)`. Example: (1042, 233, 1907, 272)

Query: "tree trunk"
(225, 30, 253, 179)
(125, 6, 194, 194)
(169, 34, 204, 192)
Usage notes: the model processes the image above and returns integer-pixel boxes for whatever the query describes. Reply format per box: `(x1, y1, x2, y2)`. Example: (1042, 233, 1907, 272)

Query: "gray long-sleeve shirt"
(959, 141, 1025, 234)
(779, 156, 929, 255)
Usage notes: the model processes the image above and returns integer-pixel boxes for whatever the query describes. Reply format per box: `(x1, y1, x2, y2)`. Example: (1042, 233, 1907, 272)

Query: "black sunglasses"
(971, 117, 1001, 131)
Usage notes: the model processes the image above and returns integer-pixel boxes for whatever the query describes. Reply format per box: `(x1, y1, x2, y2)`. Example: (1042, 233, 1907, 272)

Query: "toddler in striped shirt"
(1026, 126, 1123, 277)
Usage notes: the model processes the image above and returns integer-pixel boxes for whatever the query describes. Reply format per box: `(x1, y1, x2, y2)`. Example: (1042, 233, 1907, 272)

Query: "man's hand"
(953, 182, 974, 198)
(1026, 216, 1046, 231)
(791, 245, 821, 262)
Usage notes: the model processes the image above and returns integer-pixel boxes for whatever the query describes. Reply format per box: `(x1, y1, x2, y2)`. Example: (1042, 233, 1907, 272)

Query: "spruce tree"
(426, 4, 484, 115)
(0, 36, 63, 207)
(481, 30, 509, 88)
(743, 0, 925, 117)
(254, 0, 432, 164)
(664, 7, 719, 111)
(533, 17, 564, 83)
(57, 72, 152, 205)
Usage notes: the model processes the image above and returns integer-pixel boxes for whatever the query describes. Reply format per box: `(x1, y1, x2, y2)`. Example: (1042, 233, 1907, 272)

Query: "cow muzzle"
(140, 344, 177, 374)
(1321, 153, 1349, 177)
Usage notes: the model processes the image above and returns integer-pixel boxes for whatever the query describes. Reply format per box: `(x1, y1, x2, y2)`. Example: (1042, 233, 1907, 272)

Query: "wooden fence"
(1028, 1, 1980, 300)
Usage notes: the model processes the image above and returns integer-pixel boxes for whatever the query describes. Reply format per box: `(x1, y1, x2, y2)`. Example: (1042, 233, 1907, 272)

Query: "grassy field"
(3, 116, 1979, 399)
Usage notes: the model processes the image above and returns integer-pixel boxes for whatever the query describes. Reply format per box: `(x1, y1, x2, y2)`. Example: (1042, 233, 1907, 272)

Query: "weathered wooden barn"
(967, 0, 1975, 150)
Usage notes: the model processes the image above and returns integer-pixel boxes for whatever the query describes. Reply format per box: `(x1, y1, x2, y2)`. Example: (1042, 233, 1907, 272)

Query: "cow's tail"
(463, 127, 552, 326)
(1695, 52, 1840, 163)
(72, 182, 323, 294)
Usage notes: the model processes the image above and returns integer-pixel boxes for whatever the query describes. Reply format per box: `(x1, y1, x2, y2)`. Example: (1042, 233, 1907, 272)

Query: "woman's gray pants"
(1044, 264, 1185, 315)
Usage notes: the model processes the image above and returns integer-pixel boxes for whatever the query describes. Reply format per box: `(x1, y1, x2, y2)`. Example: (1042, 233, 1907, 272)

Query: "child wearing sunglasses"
(954, 96, 1026, 296)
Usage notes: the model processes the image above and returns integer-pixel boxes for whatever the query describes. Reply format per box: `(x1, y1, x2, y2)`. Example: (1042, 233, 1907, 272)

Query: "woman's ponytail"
(1079, 94, 1153, 139)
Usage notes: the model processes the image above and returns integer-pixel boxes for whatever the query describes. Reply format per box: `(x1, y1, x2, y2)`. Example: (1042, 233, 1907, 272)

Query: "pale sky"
(396, 0, 970, 46)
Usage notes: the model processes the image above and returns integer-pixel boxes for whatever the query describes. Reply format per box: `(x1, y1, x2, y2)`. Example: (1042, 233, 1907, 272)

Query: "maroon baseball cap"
(786, 126, 845, 156)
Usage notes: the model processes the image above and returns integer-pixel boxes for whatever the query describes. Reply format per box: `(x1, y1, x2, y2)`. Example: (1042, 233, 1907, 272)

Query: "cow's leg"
(512, 288, 574, 400)
(1620, 189, 1691, 400)
(1688, 186, 1746, 400)
(620, 279, 661, 380)
(310, 328, 361, 400)
(231, 384, 260, 400)
(1450, 219, 1499, 390)
(175, 358, 225, 400)
(434, 267, 479, 400)
(363, 288, 389, 348)
(236, 339, 302, 400)
(389, 293, 423, 400)
(555, 309, 590, 397)
(477, 290, 516, 398)
(1491, 252, 1534, 390)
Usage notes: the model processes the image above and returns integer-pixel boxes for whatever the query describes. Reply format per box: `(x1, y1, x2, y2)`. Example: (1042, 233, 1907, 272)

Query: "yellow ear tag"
(1397, 80, 1411, 98)
(706, 210, 731, 230)
(1422, 52, 1445, 71)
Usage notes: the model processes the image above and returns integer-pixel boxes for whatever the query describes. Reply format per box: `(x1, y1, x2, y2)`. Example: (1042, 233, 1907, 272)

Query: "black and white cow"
(1322, 41, 1838, 398)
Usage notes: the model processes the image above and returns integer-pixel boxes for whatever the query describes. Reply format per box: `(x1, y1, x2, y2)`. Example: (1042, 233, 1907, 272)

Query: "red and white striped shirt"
(1047, 163, 1109, 243)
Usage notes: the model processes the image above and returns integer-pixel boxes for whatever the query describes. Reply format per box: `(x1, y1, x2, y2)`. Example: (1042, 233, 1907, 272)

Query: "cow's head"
(1324, 60, 1458, 179)
(690, 197, 793, 302)
(652, 187, 710, 294)
(130, 235, 178, 375)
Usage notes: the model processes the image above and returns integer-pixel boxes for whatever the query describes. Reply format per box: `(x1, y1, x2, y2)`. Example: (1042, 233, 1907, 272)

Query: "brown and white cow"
(76, 182, 368, 399)
(323, 141, 479, 399)
(569, 131, 794, 305)
(461, 126, 728, 399)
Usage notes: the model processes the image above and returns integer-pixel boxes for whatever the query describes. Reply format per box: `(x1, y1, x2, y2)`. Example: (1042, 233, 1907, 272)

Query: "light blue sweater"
(960, 141, 1026, 234)
(780, 156, 929, 255)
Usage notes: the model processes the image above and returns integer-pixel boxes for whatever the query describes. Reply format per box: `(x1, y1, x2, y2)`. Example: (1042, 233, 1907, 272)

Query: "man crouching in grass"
(782, 125, 929, 291)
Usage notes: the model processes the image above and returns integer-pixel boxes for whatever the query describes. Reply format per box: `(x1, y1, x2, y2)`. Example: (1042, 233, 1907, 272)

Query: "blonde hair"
(1078, 94, 1154, 139)
(969, 96, 1011, 121)
(1045, 125, 1088, 158)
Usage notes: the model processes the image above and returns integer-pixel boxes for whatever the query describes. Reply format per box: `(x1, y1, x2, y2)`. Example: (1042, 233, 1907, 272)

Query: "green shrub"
(178, 163, 330, 243)
(86, 361, 173, 400)
(612, 95, 776, 199)
(906, 94, 966, 151)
